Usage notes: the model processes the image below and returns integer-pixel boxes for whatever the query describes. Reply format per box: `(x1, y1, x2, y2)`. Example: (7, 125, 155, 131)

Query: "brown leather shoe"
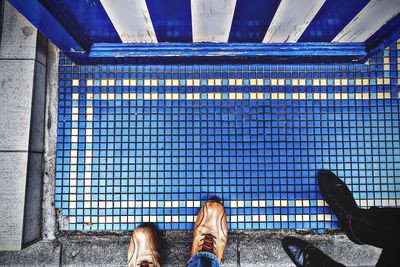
(128, 225, 160, 267)
(190, 200, 228, 263)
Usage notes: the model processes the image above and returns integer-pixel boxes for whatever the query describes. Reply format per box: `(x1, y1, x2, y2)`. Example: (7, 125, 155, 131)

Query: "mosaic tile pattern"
(55, 41, 400, 231)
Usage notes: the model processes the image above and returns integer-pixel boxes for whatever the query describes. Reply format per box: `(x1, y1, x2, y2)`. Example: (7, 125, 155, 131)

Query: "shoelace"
(138, 261, 153, 267)
(200, 233, 216, 253)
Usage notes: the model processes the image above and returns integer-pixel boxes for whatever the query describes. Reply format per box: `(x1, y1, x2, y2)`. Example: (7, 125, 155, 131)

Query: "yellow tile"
(165, 79, 172, 86)
(87, 79, 94, 86)
(317, 200, 326, 206)
(130, 93, 137, 100)
(87, 93, 94, 100)
(192, 93, 201, 100)
(341, 79, 348, 86)
(334, 93, 342, 100)
(376, 78, 383, 85)
(165, 93, 173, 100)
(384, 92, 391, 99)
(250, 92, 258, 99)
(108, 79, 115, 86)
(151, 79, 158, 86)
(292, 92, 299, 99)
(355, 79, 362, 86)
(86, 107, 93, 114)
(172, 80, 179, 86)
(143, 93, 152, 100)
(299, 93, 306, 100)
(278, 79, 285, 86)
(122, 93, 129, 100)
(398, 78, 400, 85)
(186, 79, 193, 86)
(273, 200, 281, 207)
(122, 79, 130, 86)
(320, 79, 327, 86)
(186, 93, 193, 100)
(173, 93, 179, 100)
(229, 92, 236, 99)
(320, 93, 327, 100)
(236, 79, 243, 86)
(362, 92, 369, 99)
(270, 79, 278, 86)
(214, 93, 222, 100)
(355, 93, 363, 100)
(72, 79, 79, 86)
(257, 79, 264, 86)
(215, 79, 222, 86)
(207, 93, 215, 100)
(257, 92, 264, 99)
(313, 79, 320, 86)
(384, 57, 390, 64)
(236, 93, 243, 99)
(299, 79, 306, 86)
(86, 114, 93, 121)
(281, 215, 288, 221)
(193, 79, 200, 86)
(250, 79, 257, 86)
(303, 200, 310, 207)
(342, 93, 348, 99)
(334, 79, 341, 86)
(278, 93, 285, 99)
(362, 79, 369, 86)
(72, 93, 79, 100)
(384, 78, 390, 85)
(101, 79, 108, 86)
(281, 200, 288, 206)
(384, 65, 390, 71)
(292, 79, 299, 86)
(271, 93, 279, 100)
(100, 93, 108, 100)
(130, 79, 137, 86)
(207, 79, 215, 86)
(144, 79, 151, 86)
(108, 93, 115, 100)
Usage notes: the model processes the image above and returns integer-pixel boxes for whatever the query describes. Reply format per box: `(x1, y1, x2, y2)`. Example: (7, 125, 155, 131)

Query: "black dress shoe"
(317, 170, 362, 244)
(282, 237, 344, 267)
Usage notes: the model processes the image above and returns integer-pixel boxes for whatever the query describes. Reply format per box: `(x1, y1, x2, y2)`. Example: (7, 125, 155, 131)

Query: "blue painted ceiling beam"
(88, 42, 367, 64)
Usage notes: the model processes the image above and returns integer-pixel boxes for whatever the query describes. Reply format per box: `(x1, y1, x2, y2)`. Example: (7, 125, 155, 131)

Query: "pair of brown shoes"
(128, 200, 228, 266)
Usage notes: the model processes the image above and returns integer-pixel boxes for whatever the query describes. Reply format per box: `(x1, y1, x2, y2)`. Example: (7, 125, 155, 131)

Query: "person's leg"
(186, 200, 228, 267)
(318, 170, 400, 249)
(128, 224, 160, 267)
(351, 207, 400, 248)
(375, 246, 397, 267)
(282, 237, 345, 267)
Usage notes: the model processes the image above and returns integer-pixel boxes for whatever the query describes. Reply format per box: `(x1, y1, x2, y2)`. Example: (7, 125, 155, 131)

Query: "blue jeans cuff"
(186, 251, 220, 267)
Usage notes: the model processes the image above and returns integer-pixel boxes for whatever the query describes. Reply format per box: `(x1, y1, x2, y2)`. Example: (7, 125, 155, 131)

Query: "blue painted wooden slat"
(299, 0, 369, 42)
(89, 42, 367, 64)
(146, 0, 192, 42)
(229, 0, 280, 42)
(55, 0, 121, 43)
(7, 0, 83, 53)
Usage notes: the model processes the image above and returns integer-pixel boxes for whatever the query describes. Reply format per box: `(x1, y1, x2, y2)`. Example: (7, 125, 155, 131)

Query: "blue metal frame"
(6, 0, 400, 64)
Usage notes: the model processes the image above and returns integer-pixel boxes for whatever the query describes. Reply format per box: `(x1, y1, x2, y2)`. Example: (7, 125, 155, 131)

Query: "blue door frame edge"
(7, 0, 400, 64)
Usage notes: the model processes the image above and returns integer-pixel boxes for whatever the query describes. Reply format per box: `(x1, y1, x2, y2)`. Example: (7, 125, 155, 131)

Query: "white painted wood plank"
(100, 0, 157, 43)
(333, 0, 400, 42)
(191, 0, 237, 43)
(263, 0, 326, 43)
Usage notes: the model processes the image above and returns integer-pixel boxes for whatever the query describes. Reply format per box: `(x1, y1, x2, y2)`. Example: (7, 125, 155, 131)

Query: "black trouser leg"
(351, 207, 400, 248)
(376, 246, 397, 267)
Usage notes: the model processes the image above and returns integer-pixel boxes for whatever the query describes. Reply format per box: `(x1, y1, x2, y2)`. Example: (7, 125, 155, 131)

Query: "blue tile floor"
(55, 41, 400, 232)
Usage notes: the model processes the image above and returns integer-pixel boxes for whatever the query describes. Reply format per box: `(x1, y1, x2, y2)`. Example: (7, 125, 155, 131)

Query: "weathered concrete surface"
(0, 152, 29, 250)
(42, 40, 59, 241)
(0, 240, 60, 266)
(0, 2, 47, 250)
(0, 232, 382, 266)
